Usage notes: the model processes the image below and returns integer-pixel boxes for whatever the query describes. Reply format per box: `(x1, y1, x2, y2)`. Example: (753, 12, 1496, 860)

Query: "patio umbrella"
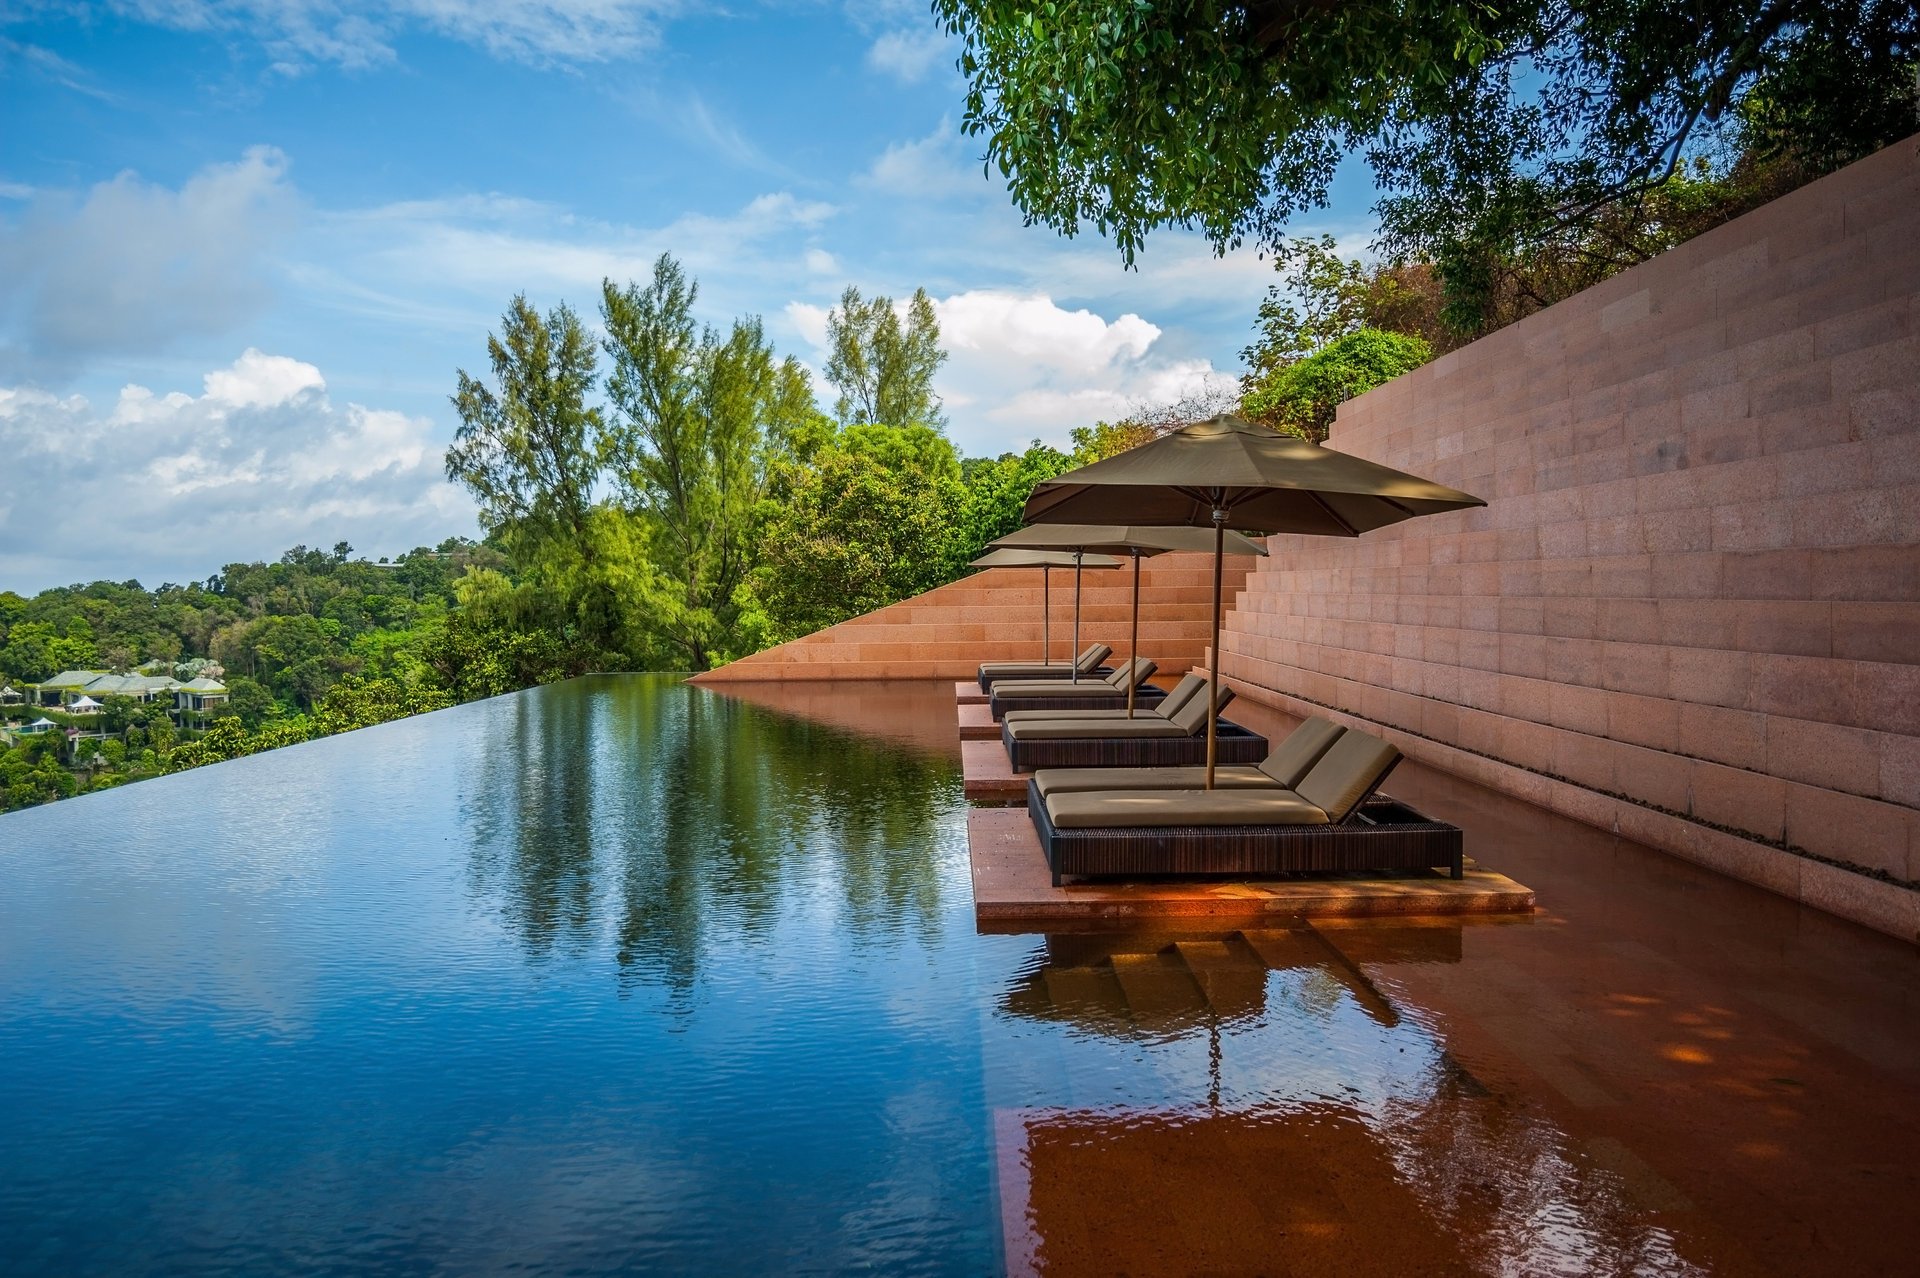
(1024, 414, 1485, 784)
(988, 524, 1268, 715)
(968, 548, 1121, 665)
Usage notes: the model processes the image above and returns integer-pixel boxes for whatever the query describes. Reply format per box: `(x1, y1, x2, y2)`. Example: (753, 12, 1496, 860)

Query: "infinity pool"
(1, 675, 1915, 1275)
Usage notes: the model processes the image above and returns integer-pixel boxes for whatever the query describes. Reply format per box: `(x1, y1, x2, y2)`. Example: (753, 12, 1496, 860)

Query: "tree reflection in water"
(997, 922, 1707, 1277)
(461, 675, 957, 1003)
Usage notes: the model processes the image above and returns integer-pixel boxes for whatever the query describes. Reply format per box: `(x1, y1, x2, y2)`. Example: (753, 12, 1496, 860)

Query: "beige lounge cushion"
(1074, 643, 1113, 672)
(1046, 788, 1331, 829)
(1293, 731, 1401, 824)
(1032, 765, 1272, 797)
(1006, 717, 1188, 740)
(1100, 657, 1156, 688)
(979, 644, 1111, 678)
(1257, 718, 1346, 789)
(1002, 672, 1201, 725)
(1150, 674, 1206, 718)
(1002, 707, 1146, 723)
(1167, 684, 1234, 736)
(996, 680, 1134, 701)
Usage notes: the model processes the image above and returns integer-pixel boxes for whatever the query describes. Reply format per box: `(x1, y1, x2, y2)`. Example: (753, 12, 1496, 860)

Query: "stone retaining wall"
(1219, 135, 1919, 942)
(692, 551, 1255, 682)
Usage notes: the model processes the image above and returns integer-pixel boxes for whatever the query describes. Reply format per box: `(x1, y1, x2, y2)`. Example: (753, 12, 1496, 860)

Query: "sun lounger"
(1030, 716, 1346, 796)
(1001, 684, 1268, 771)
(1028, 730, 1463, 884)
(999, 673, 1207, 726)
(988, 658, 1161, 720)
(977, 644, 1112, 692)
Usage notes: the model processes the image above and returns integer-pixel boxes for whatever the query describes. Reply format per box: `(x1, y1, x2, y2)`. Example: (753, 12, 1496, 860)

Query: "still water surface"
(1, 675, 1915, 1276)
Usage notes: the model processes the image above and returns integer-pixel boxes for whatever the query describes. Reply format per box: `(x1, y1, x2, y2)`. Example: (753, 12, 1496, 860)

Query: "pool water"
(1, 674, 1915, 1276)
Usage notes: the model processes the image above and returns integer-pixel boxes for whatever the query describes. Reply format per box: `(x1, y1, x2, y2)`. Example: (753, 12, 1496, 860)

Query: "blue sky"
(0, 1, 1378, 591)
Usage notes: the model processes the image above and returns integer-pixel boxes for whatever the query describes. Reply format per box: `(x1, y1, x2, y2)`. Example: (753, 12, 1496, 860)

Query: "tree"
(951, 443, 1074, 568)
(446, 296, 618, 654)
(1241, 328, 1434, 442)
(600, 256, 821, 670)
(936, 0, 1920, 319)
(753, 449, 964, 641)
(823, 286, 948, 429)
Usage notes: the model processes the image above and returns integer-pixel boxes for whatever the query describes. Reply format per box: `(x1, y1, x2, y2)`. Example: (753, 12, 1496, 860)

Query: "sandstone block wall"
(694, 551, 1255, 682)
(1220, 136, 1920, 941)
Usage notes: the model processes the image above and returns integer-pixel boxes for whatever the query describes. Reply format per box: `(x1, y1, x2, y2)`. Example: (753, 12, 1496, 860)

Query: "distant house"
(175, 678, 230, 725)
(19, 671, 228, 725)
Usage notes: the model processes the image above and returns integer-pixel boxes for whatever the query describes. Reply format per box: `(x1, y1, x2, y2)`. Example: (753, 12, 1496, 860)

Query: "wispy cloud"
(864, 26, 947, 84)
(0, 348, 472, 590)
(0, 146, 299, 376)
(0, 35, 121, 101)
(99, 0, 689, 71)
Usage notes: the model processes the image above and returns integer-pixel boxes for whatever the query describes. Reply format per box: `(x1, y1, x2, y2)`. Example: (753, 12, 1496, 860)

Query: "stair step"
(1238, 927, 1400, 1028)
(1108, 952, 1206, 1024)
(1173, 940, 1269, 1018)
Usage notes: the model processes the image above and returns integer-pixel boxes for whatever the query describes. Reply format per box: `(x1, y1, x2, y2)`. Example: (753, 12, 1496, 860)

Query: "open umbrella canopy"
(990, 524, 1267, 714)
(987, 524, 1268, 559)
(967, 548, 1120, 666)
(967, 549, 1122, 570)
(1023, 415, 1485, 536)
(1023, 414, 1485, 781)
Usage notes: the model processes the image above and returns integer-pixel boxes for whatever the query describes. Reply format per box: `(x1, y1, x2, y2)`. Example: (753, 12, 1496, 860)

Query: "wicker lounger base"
(978, 665, 1114, 693)
(990, 688, 1165, 721)
(1003, 721, 1268, 771)
(1029, 785, 1465, 886)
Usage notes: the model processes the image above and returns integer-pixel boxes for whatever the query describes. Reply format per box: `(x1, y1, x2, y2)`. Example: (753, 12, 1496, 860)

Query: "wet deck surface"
(970, 806, 1535, 923)
(958, 702, 999, 740)
(714, 679, 1920, 1276)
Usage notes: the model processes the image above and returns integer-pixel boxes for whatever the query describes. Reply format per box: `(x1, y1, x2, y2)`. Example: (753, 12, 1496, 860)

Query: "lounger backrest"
(1256, 717, 1346, 788)
(1102, 657, 1156, 689)
(1294, 731, 1401, 823)
(1075, 643, 1112, 672)
(1151, 674, 1207, 719)
(1168, 682, 1234, 735)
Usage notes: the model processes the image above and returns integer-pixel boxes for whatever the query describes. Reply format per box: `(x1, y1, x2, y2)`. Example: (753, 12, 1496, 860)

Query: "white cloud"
(0, 350, 471, 590)
(859, 124, 993, 201)
(864, 27, 946, 84)
(786, 288, 1238, 455)
(0, 147, 298, 374)
(202, 347, 327, 407)
(803, 248, 839, 276)
(308, 188, 838, 329)
(104, 0, 687, 69)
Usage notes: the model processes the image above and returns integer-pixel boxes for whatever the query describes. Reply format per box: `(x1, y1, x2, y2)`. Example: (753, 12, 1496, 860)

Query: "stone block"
(1764, 715, 1885, 797)
(1784, 782, 1909, 878)
(1689, 760, 1788, 843)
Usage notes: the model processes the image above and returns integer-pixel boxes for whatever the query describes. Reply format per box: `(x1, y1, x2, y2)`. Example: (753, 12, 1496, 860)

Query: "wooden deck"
(967, 807, 1535, 926)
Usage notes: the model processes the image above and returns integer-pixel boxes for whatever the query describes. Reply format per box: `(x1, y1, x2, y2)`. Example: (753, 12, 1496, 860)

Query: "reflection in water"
(994, 921, 1707, 1277)
(3, 675, 1918, 1276)
(461, 676, 958, 1002)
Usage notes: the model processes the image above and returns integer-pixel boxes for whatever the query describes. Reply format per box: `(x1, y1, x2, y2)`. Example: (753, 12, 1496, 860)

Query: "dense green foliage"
(936, 0, 1918, 322)
(444, 256, 1076, 666)
(1241, 329, 1434, 442)
(0, 541, 536, 813)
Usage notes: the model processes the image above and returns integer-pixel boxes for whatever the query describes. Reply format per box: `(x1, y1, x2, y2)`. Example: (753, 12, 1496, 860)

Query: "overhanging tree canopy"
(935, 0, 1919, 312)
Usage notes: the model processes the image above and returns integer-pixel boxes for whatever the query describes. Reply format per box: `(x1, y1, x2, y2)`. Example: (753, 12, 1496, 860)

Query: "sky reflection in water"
(0, 674, 1912, 1276)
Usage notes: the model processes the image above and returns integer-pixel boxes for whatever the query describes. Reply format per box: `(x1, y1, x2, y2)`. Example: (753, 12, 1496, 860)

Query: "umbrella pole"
(1042, 566, 1051, 663)
(1070, 552, 1083, 684)
(1127, 550, 1141, 717)
(1207, 510, 1224, 788)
